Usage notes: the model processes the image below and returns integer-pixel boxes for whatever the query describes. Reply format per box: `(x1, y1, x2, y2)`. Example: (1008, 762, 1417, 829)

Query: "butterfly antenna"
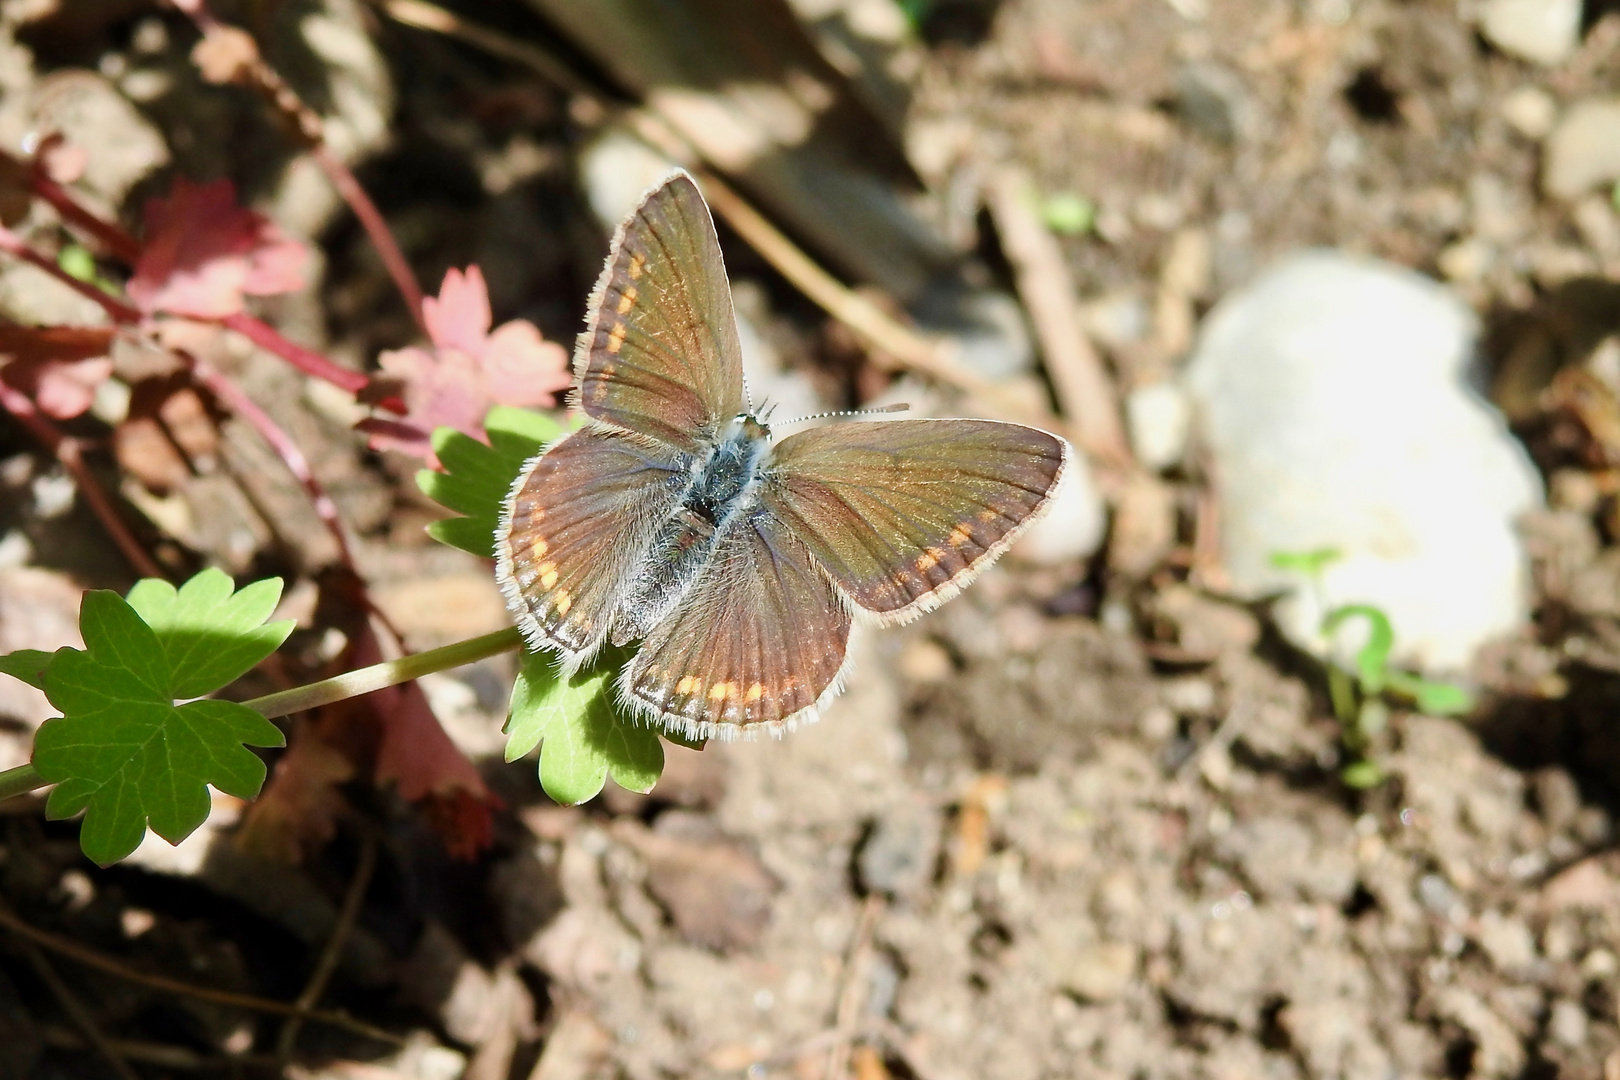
(776, 402, 910, 427)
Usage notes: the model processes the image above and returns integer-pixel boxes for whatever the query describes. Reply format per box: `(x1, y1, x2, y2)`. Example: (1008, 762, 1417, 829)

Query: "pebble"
(1543, 98, 1620, 201)
(1126, 381, 1192, 470)
(1479, 0, 1582, 66)
(1182, 251, 1542, 672)
(1500, 86, 1558, 140)
(855, 800, 942, 900)
(1064, 941, 1139, 1002)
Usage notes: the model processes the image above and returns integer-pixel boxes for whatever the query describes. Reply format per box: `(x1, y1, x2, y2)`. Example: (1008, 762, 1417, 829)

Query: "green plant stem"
(0, 763, 42, 801)
(0, 627, 526, 804)
(243, 626, 523, 719)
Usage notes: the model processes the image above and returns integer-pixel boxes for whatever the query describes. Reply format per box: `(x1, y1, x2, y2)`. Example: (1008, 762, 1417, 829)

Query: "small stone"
(1480, 0, 1582, 66)
(1174, 63, 1246, 145)
(1064, 941, 1138, 1002)
(630, 815, 779, 952)
(1501, 86, 1558, 139)
(1126, 381, 1192, 470)
(897, 637, 954, 684)
(856, 800, 943, 900)
(1543, 98, 1620, 201)
(1107, 472, 1178, 579)
(1548, 998, 1588, 1048)
(1474, 910, 1537, 974)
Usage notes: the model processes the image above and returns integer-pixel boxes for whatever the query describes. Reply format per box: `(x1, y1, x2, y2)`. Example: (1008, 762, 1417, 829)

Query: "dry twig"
(984, 166, 1131, 468)
(276, 831, 379, 1060)
(0, 903, 402, 1044)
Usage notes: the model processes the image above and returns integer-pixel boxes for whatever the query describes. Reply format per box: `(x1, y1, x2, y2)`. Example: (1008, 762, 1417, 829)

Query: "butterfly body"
(495, 171, 1070, 741)
(611, 414, 774, 647)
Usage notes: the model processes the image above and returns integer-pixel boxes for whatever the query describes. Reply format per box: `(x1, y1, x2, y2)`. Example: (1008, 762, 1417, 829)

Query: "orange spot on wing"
(606, 322, 627, 353)
(538, 562, 559, 590)
(530, 537, 549, 559)
(745, 683, 764, 702)
(627, 252, 646, 279)
(916, 547, 944, 572)
(616, 286, 637, 314)
(708, 681, 735, 701)
(554, 589, 572, 616)
(677, 675, 700, 695)
(977, 508, 1000, 523)
(946, 525, 973, 548)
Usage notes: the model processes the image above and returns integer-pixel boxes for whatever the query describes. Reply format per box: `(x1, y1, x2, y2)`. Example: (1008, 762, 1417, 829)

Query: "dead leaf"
(361, 266, 570, 462)
(234, 718, 356, 862)
(127, 177, 308, 318)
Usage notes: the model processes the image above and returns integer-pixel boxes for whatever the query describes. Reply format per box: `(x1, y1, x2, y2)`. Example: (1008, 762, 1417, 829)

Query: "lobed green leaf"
(417, 406, 563, 559)
(0, 648, 60, 690)
(126, 568, 293, 698)
(31, 573, 290, 865)
(506, 647, 663, 805)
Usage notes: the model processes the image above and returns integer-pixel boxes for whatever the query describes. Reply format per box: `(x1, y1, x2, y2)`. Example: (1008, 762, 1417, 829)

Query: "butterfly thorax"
(608, 414, 773, 646)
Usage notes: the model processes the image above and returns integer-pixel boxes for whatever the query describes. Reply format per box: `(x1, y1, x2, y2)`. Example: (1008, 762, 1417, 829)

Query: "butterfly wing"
(760, 419, 1069, 624)
(620, 511, 852, 740)
(496, 427, 686, 666)
(575, 171, 746, 451)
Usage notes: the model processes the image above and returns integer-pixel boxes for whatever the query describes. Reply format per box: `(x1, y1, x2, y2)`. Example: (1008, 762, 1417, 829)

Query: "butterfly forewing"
(761, 419, 1068, 622)
(575, 172, 746, 452)
(497, 427, 685, 664)
(620, 511, 852, 739)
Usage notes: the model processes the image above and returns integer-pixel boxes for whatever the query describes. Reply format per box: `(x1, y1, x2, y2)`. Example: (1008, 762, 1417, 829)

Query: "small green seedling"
(1041, 192, 1096, 237)
(1270, 549, 1474, 789)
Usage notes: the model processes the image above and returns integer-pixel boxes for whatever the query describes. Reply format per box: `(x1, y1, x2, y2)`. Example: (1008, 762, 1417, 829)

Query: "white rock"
(1480, 0, 1582, 66)
(1012, 451, 1106, 565)
(1183, 251, 1542, 673)
(1543, 98, 1620, 200)
(1126, 381, 1192, 471)
(1500, 86, 1558, 140)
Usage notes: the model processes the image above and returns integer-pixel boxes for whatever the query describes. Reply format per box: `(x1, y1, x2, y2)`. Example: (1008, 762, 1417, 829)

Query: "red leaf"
(0, 325, 115, 419)
(128, 177, 308, 319)
(366, 265, 570, 463)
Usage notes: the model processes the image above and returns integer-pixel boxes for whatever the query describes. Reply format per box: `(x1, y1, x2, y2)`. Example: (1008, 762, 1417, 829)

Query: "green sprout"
(1041, 192, 1096, 237)
(1270, 549, 1474, 789)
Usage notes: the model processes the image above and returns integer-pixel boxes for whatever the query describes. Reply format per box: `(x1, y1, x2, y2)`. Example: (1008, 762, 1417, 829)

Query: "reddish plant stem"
(215, 312, 371, 395)
(177, 0, 427, 333)
(308, 144, 426, 329)
(24, 166, 142, 264)
(0, 225, 141, 324)
(184, 356, 357, 570)
(0, 382, 164, 579)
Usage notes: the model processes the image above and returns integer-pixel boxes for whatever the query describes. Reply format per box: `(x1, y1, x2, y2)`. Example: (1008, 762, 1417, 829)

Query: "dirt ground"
(2, 1, 1620, 1078)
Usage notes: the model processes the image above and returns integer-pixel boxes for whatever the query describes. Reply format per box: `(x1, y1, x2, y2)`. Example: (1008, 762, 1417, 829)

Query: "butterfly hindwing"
(760, 419, 1069, 623)
(575, 171, 746, 452)
(620, 510, 852, 739)
(497, 427, 685, 665)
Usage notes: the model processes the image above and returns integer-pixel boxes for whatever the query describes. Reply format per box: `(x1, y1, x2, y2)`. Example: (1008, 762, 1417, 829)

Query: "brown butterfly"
(496, 171, 1069, 740)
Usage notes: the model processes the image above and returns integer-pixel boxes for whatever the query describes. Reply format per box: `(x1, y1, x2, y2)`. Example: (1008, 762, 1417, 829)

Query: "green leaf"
(1340, 759, 1386, 790)
(1269, 546, 1343, 577)
(1041, 192, 1095, 237)
(506, 647, 663, 805)
(126, 568, 293, 698)
(0, 649, 59, 690)
(1386, 671, 1475, 716)
(1323, 604, 1394, 695)
(32, 582, 287, 865)
(417, 407, 563, 558)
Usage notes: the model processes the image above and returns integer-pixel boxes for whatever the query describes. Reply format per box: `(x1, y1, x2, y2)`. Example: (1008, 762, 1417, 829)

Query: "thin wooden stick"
(276, 832, 378, 1059)
(984, 166, 1132, 467)
(0, 381, 164, 578)
(1, 898, 142, 1080)
(0, 903, 403, 1044)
